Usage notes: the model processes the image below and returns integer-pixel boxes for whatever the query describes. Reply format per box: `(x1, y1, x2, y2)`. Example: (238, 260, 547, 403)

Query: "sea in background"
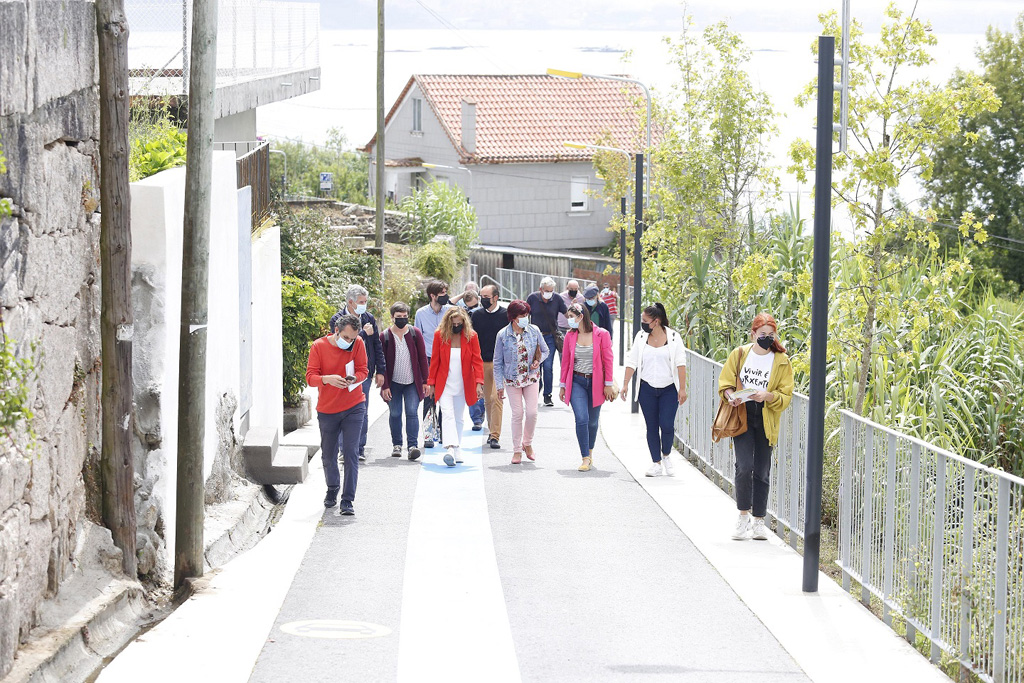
(256, 27, 988, 225)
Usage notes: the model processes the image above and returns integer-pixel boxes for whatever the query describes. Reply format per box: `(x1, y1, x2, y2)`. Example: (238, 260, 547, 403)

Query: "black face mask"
(481, 297, 492, 309)
(437, 294, 450, 306)
(641, 322, 653, 334)
(394, 318, 409, 329)
(452, 323, 464, 334)
(568, 289, 578, 298)
(756, 335, 774, 350)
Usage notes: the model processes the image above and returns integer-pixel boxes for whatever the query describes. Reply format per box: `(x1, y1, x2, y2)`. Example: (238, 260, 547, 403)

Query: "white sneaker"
(454, 447, 464, 464)
(645, 462, 663, 477)
(732, 514, 753, 540)
(662, 455, 675, 476)
(751, 517, 769, 540)
(443, 447, 456, 467)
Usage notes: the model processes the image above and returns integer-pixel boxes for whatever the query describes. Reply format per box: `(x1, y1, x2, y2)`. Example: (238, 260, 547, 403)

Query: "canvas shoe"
(443, 450, 456, 467)
(340, 502, 355, 516)
(408, 447, 421, 461)
(732, 514, 753, 540)
(454, 447, 464, 464)
(662, 455, 675, 476)
(392, 445, 403, 457)
(751, 517, 769, 540)
(645, 462, 663, 477)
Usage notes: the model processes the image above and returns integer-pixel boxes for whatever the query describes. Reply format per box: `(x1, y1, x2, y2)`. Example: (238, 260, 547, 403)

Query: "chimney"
(461, 99, 476, 154)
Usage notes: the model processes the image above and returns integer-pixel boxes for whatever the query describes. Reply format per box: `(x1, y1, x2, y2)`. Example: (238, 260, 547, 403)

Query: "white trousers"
(438, 389, 467, 449)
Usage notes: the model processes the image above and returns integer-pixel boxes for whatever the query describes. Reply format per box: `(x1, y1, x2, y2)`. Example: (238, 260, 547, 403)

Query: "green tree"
(924, 13, 1024, 288)
(268, 127, 368, 204)
(788, 3, 999, 414)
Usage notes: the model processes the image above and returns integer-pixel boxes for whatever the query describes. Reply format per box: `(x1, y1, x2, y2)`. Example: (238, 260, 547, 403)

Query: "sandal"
(524, 445, 535, 461)
(511, 452, 522, 464)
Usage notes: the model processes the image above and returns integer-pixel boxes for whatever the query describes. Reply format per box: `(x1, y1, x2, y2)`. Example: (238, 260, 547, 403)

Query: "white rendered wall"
(130, 151, 245, 573)
(250, 224, 284, 436)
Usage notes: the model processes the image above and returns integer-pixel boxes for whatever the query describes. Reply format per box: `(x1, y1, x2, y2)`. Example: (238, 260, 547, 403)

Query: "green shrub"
(278, 206, 381, 310)
(381, 244, 426, 328)
(281, 276, 332, 406)
(413, 241, 457, 284)
(400, 181, 478, 264)
(129, 102, 187, 182)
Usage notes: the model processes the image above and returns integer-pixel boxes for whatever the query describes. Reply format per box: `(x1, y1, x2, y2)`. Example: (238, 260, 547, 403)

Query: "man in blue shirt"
(330, 284, 386, 461)
(413, 280, 451, 448)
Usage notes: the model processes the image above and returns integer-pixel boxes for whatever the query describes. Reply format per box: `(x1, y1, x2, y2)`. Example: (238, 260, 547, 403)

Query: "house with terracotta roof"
(362, 74, 644, 250)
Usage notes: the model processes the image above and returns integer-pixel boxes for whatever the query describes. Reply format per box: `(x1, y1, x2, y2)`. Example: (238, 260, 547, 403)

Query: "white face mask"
(567, 317, 580, 329)
(542, 291, 553, 300)
(517, 316, 529, 328)
(353, 303, 367, 316)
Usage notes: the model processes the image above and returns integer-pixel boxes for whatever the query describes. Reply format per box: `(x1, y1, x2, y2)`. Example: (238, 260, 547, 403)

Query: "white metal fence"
(674, 350, 810, 547)
(840, 410, 1024, 683)
(496, 267, 633, 316)
(671, 346, 1023, 682)
(126, 0, 320, 96)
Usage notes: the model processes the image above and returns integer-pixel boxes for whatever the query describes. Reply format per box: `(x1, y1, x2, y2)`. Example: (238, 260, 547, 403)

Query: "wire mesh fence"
(126, 0, 319, 96)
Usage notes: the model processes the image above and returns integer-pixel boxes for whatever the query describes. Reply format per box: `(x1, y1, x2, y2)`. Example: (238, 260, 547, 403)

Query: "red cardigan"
(427, 330, 484, 400)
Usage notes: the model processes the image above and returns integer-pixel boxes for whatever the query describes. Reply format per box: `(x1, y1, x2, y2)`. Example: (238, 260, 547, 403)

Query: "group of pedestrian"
(305, 274, 794, 542)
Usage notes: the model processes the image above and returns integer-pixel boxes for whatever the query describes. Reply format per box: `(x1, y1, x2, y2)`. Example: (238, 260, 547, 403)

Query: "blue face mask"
(353, 303, 367, 316)
(517, 316, 529, 328)
(586, 298, 597, 306)
(567, 317, 580, 329)
(336, 336, 354, 350)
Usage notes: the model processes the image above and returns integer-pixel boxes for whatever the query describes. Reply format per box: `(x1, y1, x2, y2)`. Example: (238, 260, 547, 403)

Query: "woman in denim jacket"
(492, 300, 550, 464)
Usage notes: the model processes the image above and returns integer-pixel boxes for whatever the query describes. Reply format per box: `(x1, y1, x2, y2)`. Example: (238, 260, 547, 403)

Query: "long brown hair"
(750, 313, 787, 354)
(439, 306, 474, 343)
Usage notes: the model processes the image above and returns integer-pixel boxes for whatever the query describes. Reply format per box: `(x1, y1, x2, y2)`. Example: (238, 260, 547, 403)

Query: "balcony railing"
(126, 0, 320, 96)
(215, 141, 271, 230)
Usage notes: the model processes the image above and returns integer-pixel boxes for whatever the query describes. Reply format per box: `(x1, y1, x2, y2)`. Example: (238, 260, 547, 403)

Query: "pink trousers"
(505, 382, 539, 452)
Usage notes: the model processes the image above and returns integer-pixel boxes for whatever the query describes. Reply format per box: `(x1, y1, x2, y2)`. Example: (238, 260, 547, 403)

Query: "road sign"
(319, 172, 333, 192)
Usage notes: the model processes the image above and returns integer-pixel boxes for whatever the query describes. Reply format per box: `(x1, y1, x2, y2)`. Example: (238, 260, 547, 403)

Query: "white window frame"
(412, 98, 423, 132)
(570, 176, 589, 212)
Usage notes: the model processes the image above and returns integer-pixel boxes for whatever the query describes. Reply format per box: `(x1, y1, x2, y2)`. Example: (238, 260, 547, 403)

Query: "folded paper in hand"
(346, 361, 359, 392)
(731, 388, 758, 402)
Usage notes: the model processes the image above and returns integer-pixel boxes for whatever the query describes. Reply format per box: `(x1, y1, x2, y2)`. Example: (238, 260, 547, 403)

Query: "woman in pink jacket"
(559, 303, 616, 472)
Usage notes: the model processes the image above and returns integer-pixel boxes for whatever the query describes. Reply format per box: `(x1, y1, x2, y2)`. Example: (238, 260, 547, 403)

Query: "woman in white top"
(620, 303, 688, 477)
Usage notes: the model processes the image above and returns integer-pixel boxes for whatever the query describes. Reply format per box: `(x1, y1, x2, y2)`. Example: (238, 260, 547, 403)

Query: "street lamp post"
(548, 68, 651, 205)
(422, 162, 473, 203)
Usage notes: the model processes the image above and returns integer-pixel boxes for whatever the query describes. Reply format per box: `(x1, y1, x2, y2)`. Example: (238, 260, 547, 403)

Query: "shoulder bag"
(711, 346, 749, 443)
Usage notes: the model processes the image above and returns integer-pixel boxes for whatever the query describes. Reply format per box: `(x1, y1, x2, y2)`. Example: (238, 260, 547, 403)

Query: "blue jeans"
(388, 382, 420, 447)
(469, 396, 485, 425)
(568, 374, 601, 459)
(637, 381, 678, 462)
(357, 377, 373, 454)
(319, 403, 366, 504)
(540, 333, 556, 398)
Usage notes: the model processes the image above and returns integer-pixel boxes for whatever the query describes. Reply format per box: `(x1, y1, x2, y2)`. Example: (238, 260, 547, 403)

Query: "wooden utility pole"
(174, 0, 218, 590)
(96, 0, 137, 577)
(374, 0, 385, 249)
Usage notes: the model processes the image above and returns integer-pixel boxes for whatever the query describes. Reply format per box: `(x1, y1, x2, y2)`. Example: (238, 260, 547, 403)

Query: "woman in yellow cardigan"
(718, 313, 794, 541)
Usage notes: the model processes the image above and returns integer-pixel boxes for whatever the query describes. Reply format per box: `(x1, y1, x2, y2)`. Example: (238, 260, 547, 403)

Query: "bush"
(281, 276, 332, 406)
(400, 181, 478, 264)
(413, 240, 457, 284)
(279, 206, 381, 310)
(381, 244, 427, 328)
(268, 127, 368, 203)
(129, 101, 187, 181)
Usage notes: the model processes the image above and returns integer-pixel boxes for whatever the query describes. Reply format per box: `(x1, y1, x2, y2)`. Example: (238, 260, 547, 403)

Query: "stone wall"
(0, 0, 103, 678)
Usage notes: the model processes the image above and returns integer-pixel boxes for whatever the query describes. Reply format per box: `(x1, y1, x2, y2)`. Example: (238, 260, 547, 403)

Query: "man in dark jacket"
(582, 285, 613, 334)
(380, 302, 429, 460)
(330, 284, 386, 461)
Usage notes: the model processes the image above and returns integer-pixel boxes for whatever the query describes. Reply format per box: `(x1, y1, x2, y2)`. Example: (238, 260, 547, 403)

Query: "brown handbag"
(711, 346, 749, 442)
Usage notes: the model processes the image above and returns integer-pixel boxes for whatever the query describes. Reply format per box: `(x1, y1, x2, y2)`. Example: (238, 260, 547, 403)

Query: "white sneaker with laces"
(751, 517, 769, 540)
(645, 462, 664, 477)
(662, 455, 675, 476)
(732, 514, 753, 540)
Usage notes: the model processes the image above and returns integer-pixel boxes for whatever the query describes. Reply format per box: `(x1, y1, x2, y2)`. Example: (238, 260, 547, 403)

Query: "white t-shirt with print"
(739, 349, 774, 393)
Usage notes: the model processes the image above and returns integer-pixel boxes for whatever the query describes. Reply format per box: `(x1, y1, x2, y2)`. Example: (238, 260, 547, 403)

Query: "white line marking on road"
(396, 421, 522, 683)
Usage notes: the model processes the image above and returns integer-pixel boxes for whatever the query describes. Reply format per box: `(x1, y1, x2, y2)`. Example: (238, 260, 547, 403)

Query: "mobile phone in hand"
(345, 375, 356, 382)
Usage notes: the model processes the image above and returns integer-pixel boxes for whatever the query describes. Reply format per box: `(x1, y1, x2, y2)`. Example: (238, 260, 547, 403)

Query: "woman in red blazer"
(559, 303, 616, 471)
(427, 307, 484, 467)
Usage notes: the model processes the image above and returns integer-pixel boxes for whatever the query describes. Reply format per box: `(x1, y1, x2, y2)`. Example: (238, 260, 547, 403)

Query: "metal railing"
(126, 0, 320, 96)
(673, 350, 810, 547)
(496, 267, 632, 312)
(670, 345, 1023, 682)
(839, 410, 1024, 683)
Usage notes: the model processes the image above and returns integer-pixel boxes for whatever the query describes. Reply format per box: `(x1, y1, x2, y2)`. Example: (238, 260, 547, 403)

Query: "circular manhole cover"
(279, 620, 392, 639)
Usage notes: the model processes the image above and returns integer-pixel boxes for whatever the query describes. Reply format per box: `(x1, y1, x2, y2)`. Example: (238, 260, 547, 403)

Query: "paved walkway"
(99, 349, 950, 683)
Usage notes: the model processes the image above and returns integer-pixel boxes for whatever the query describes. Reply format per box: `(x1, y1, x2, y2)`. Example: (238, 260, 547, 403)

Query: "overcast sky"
(314, 0, 1023, 33)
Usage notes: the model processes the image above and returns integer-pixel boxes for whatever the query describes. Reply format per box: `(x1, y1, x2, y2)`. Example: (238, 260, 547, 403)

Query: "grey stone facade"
(0, 1, 104, 677)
